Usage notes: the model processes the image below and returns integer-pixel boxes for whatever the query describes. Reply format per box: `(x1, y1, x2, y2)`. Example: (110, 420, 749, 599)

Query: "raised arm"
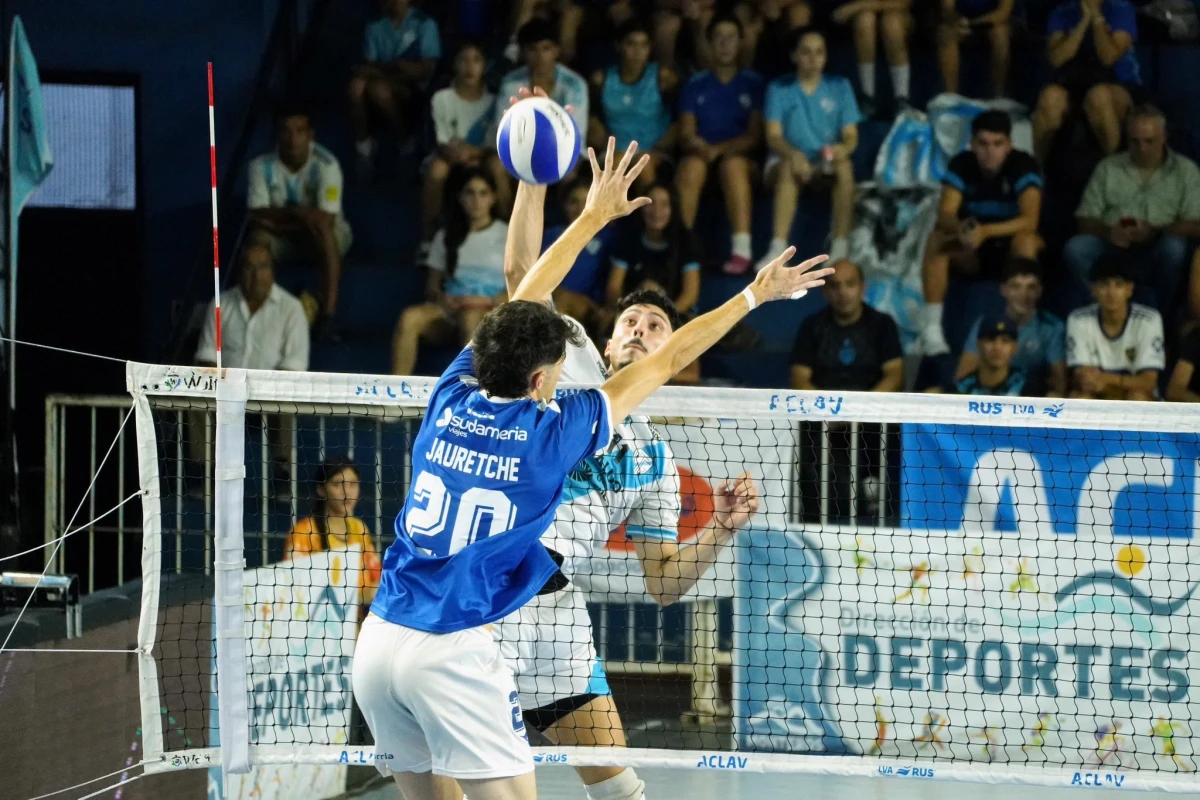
(510, 137, 651, 303)
(504, 181, 549, 300)
(600, 248, 834, 421)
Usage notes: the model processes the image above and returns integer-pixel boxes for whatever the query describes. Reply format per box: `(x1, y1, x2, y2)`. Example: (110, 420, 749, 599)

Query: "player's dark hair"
(614, 289, 683, 333)
(707, 14, 743, 40)
(310, 457, 360, 539)
(273, 102, 311, 127)
(616, 18, 652, 43)
(518, 18, 559, 48)
(1090, 252, 1137, 284)
(440, 167, 497, 279)
(787, 26, 824, 55)
(627, 182, 695, 299)
(971, 110, 1012, 138)
(1001, 256, 1043, 284)
(473, 301, 585, 398)
(453, 38, 486, 61)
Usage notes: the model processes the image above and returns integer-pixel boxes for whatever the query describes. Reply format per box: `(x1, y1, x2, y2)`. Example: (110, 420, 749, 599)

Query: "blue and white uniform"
(496, 316, 682, 711)
(353, 344, 612, 779)
(600, 63, 672, 152)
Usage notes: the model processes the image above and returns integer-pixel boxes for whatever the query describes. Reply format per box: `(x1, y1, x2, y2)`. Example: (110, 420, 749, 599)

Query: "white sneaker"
(920, 324, 950, 357)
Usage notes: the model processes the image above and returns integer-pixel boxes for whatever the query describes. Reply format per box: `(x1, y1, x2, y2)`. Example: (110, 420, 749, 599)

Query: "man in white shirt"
(1066, 256, 1164, 401)
(194, 244, 310, 500)
(247, 107, 353, 341)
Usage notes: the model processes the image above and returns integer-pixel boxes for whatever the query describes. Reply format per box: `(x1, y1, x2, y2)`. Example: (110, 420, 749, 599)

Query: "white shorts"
(351, 614, 533, 780)
(495, 584, 611, 713)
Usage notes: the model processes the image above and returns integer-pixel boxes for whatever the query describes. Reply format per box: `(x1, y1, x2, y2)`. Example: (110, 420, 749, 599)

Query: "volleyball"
(496, 96, 581, 185)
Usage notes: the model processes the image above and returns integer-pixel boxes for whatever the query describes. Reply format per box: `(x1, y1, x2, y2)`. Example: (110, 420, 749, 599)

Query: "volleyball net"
(127, 360, 1200, 793)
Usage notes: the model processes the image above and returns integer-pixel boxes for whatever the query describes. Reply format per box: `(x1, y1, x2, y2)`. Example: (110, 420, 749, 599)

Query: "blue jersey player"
(353, 136, 833, 800)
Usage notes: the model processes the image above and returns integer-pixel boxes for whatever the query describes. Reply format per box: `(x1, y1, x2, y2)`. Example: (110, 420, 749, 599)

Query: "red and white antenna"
(207, 62, 221, 371)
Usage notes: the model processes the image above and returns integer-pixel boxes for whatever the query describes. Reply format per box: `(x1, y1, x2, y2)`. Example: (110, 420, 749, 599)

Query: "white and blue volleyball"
(496, 96, 580, 185)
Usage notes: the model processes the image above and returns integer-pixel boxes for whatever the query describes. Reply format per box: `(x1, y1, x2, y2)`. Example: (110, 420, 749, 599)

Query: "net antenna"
(207, 61, 221, 371)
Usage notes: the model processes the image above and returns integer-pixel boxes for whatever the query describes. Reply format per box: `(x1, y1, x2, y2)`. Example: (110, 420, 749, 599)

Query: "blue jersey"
(363, 10, 441, 64)
(679, 69, 764, 145)
(765, 75, 861, 160)
(371, 347, 612, 633)
(540, 224, 616, 299)
(600, 63, 671, 152)
(1047, 0, 1139, 85)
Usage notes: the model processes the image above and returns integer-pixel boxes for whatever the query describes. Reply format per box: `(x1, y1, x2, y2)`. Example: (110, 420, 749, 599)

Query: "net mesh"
(131, 364, 1200, 787)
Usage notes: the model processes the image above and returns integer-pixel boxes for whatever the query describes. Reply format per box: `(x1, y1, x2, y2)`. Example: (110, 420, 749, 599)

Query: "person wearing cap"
(1066, 254, 1164, 400)
(956, 258, 1066, 396)
(954, 315, 1027, 395)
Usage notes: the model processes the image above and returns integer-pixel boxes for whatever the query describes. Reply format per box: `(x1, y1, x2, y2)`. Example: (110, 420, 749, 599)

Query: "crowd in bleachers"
(204, 0, 1200, 404)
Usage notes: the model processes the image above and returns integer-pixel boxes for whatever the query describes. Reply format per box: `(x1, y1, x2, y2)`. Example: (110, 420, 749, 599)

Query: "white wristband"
(740, 286, 757, 311)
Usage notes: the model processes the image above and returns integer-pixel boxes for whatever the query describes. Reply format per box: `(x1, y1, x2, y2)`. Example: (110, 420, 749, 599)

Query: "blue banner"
(902, 423, 1200, 538)
(8, 16, 53, 214)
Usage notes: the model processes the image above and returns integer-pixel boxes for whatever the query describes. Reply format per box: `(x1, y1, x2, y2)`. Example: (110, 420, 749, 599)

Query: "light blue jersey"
(765, 74, 861, 160)
(371, 346, 613, 633)
(964, 310, 1065, 377)
(363, 10, 441, 64)
(600, 63, 671, 152)
(495, 65, 590, 154)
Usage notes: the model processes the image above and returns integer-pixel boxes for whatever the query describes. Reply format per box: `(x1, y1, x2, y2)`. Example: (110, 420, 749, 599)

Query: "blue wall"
(14, 0, 280, 357)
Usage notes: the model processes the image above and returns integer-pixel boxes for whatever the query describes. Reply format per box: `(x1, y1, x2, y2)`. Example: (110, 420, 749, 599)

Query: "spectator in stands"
(1166, 324, 1200, 402)
(762, 28, 860, 270)
(488, 18, 590, 216)
(675, 15, 766, 275)
(953, 316, 1028, 395)
(919, 110, 1041, 356)
(589, 19, 679, 190)
(652, 0, 717, 68)
(607, 183, 702, 317)
(733, 0, 813, 77)
(392, 168, 508, 376)
(246, 107, 352, 342)
(828, 0, 913, 116)
(1067, 256, 1164, 400)
(956, 258, 1067, 396)
(505, 0, 586, 65)
(541, 178, 617, 335)
(1064, 105, 1200, 317)
(1031, 0, 1139, 163)
(284, 458, 382, 618)
(937, 0, 1013, 97)
(420, 41, 496, 254)
(790, 259, 904, 391)
(348, 0, 441, 176)
(195, 244, 308, 500)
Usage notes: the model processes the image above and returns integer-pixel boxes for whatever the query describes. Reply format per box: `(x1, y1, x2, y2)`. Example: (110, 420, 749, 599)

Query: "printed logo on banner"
(696, 754, 749, 769)
(733, 425, 1200, 771)
(768, 394, 844, 416)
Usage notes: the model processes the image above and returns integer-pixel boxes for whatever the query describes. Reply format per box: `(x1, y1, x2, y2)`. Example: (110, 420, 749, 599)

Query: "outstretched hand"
(751, 247, 834, 304)
(584, 137, 652, 222)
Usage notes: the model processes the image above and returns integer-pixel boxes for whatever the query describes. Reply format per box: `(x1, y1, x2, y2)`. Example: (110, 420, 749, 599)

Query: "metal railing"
(46, 395, 898, 721)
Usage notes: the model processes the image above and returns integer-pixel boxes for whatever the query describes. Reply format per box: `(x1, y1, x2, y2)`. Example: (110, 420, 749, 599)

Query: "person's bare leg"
(880, 10, 911, 100)
(988, 21, 1010, 97)
(718, 155, 753, 238)
(1084, 84, 1124, 155)
(770, 162, 801, 243)
(831, 157, 856, 240)
(366, 78, 405, 137)
(653, 9, 683, 68)
(542, 695, 644, 795)
(560, 1, 585, 63)
(920, 232, 954, 354)
(458, 773, 538, 800)
(675, 154, 709, 229)
(458, 306, 491, 345)
(852, 11, 878, 89)
(1032, 84, 1069, 164)
(423, 157, 452, 241)
(348, 74, 372, 142)
(310, 214, 343, 316)
(937, 21, 960, 95)
(393, 771, 439, 800)
(733, 2, 763, 68)
(392, 303, 446, 376)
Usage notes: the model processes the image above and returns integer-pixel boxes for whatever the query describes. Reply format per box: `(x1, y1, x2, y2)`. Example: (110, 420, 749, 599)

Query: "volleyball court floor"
(353, 770, 1200, 799)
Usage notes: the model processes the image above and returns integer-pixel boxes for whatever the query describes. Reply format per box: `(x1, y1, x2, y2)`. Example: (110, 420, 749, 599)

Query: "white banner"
(575, 419, 795, 602)
(208, 549, 362, 800)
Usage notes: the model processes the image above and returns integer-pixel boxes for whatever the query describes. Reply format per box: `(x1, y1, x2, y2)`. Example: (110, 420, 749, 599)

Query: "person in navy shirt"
(1031, 0, 1139, 163)
(352, 137, 834, 799)
(676, 15, 766, 276)
(937, 0, 1014, 97)
(348, 0, 441, 176)
(762, 28, 861, 270)
(920, 111, 1042, 357)
(953, 315, 1029, 396)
